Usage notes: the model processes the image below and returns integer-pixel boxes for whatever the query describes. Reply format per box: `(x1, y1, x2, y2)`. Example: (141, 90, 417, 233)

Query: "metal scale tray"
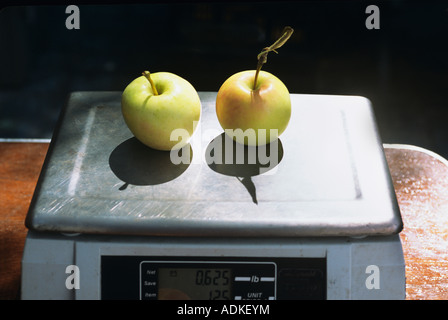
(25, 91, 402, 237)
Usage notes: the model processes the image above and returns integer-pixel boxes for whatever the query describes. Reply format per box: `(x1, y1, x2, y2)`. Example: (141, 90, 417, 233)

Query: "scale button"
(234, 293, 276, 300)
(260, 277, 275, 282)
(234, 275, 275, 283)
(234, 276, 251, 282)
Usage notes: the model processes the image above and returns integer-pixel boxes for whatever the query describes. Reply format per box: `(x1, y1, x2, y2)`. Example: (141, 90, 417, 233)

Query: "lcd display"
(158, 268, 232, 300)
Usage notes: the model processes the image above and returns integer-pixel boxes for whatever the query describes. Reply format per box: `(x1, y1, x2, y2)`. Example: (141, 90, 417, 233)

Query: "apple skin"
(216, 70, 291, 146)
(121, 72, 201, 151)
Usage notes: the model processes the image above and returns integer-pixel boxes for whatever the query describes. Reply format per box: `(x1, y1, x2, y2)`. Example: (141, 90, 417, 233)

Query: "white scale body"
(21, 92, 405, 300)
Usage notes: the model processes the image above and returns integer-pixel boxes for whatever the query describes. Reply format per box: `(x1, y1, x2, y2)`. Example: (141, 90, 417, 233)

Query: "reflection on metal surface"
(68, 107, 96, 196)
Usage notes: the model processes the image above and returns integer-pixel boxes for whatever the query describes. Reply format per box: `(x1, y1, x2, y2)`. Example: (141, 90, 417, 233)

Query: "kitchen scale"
(21, 91, 405, 300)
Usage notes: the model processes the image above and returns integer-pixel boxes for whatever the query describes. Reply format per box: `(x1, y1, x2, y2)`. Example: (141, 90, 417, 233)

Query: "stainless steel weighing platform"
(21, 92, 405, 300)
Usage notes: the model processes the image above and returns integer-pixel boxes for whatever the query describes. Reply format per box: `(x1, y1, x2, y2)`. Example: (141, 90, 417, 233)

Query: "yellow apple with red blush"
(216, 70, 291, 146)
(215, 26, 294, 146)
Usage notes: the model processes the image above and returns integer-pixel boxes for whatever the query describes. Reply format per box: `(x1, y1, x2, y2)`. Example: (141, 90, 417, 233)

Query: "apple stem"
(253, 26, 294, 90)
(142, 71, 159, 96)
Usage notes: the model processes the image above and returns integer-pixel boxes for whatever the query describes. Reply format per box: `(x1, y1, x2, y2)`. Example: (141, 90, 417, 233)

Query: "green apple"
(121, 71, 201, 151)
(215, 27, 293, 146)
(216, 70, 291, 146)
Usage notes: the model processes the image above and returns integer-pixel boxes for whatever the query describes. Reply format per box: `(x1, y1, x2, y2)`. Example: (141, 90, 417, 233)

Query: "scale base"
(21, 231, 405, 300)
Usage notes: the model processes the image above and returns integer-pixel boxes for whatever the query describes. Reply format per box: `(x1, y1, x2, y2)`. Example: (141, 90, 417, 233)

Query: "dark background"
(1, 1, 448, 158)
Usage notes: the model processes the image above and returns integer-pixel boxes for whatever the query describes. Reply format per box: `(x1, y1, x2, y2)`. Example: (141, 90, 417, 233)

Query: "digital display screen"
(158, 268, 232, 300)
(101, 256, 326, 300)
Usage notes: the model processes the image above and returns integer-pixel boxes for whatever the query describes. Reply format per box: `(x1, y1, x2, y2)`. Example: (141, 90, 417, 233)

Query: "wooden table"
(0, 140, 49, 300)
(1, 140, 448, 300)
(384, 144, 448, 300)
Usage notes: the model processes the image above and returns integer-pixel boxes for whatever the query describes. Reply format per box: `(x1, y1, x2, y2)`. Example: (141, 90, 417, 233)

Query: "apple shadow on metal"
(109, 137, 192, 190)
(205, 133, 284, 204)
